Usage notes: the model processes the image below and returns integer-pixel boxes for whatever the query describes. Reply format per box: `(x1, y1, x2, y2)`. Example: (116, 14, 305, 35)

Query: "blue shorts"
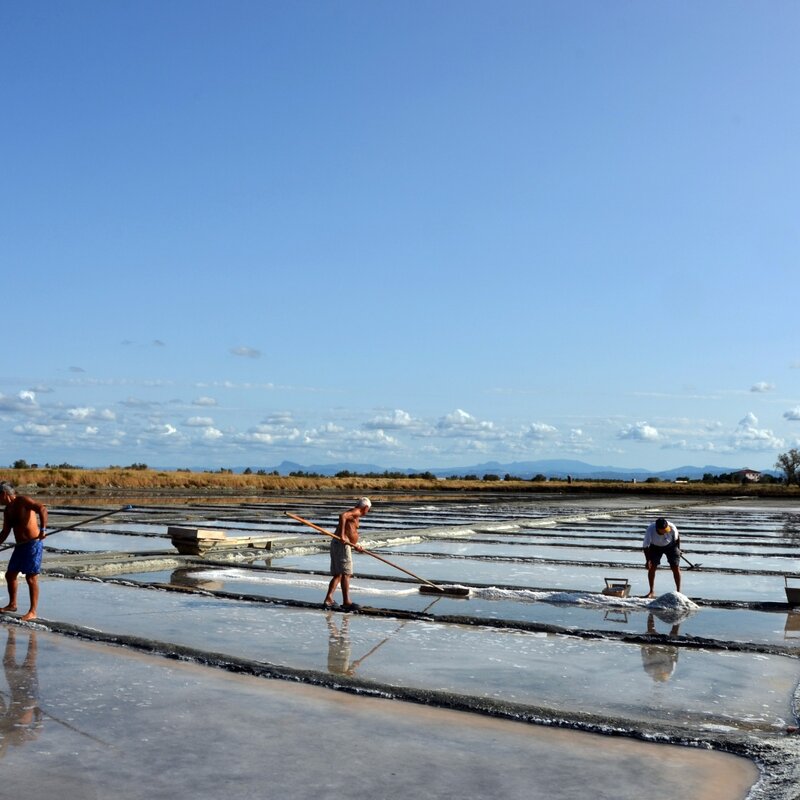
(7, 539, 44, 576)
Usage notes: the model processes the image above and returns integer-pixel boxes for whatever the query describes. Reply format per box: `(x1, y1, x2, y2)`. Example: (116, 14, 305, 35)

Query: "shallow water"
(271, 552, 794, 602)
(15, 578, 797, 735)
(0, 624, 758, 800)
(127, 565, 797, 648)
(3, 494, 800, 798)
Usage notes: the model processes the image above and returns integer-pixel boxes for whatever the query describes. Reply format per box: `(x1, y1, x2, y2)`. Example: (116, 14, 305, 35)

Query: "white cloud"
(0, 391, 38, 413)
(784, 407, 800, 421)
(67, 407, 94, 420)
(617, 422, 659, 442)
(436, 409, 499, 438)
(526, 422, 558, 439)
(120, 397, 160, 408)
(202, 426, 223, 441)
(350, 429, 400, 448)
(193, 396, 218, 407)
(145, 423, 177, 437)
(365, 409, 416, 430)
(230, 346, 261, 359)
(263, 412, 295, 425)
(186, 416, 214, 427)
(731, 412, 784, 451)
(750, 382, 774, 393)
(12, 422, 63, 437)
(661, 439, 719, 452)
(63, 406, 116, 423)
(238, 419, 303, 446)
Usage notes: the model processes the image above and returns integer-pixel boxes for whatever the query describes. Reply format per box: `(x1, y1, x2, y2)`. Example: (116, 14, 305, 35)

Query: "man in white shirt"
(643, 516, 681, 598)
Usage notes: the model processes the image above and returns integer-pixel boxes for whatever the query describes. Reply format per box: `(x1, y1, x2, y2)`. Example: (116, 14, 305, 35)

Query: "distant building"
(733, 468, 761, 483)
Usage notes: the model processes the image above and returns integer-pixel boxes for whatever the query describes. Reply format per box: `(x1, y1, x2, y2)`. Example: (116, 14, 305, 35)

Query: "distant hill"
(221, 459, 768, 481)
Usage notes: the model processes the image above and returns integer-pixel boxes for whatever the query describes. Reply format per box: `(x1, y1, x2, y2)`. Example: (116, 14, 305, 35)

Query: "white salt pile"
(646, 591, 700, 623)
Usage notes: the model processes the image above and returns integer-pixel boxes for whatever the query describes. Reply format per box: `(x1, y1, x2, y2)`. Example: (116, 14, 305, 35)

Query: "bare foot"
(643, 593, 655, 599)
(0, 605, 17, 613)
(19, 611, 37, 622)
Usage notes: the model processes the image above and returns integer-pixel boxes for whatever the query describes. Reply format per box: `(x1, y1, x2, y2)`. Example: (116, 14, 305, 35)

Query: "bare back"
(2, 497, 47, 544)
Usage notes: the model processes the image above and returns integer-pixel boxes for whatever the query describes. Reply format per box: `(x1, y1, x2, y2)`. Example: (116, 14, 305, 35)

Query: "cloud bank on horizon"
(1, 3, 798, 471)
(1, 379, 797, 470)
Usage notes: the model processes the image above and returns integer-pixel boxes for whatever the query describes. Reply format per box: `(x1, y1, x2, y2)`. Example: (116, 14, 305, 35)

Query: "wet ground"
(1, 493, 799, 798)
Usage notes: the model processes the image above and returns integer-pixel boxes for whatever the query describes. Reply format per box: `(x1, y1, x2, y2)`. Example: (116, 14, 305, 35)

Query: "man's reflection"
(325, 612, 356, 676)
(0, 626, 43, 758)
(640, 613, 681, 683)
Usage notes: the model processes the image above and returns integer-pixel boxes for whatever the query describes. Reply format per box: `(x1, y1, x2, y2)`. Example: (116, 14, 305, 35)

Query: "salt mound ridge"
(645, 591, 700, 623)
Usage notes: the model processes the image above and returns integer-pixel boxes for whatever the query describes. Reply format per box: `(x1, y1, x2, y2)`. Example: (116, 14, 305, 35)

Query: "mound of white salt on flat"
(646, 591, 700, 623)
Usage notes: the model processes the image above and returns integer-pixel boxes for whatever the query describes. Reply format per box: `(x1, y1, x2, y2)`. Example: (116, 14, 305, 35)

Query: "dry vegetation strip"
(0, 468, 796, 498)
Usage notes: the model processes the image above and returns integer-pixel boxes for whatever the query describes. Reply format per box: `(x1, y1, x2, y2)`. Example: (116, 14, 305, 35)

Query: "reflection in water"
(640, 613, 681, 684)
(325, 613, 357, 676)
(0, 626, 43, 758)
(169, 568, 224, 592)
(781, 514, 800, 542)
(784, 611, 800, 640)
(603, 609, 629, 624)
(325, 596, 443, 677)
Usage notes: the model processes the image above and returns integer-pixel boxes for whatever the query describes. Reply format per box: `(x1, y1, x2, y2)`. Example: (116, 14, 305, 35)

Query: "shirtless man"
(0, 482, 48, 621)
(322, 498, 370, 612)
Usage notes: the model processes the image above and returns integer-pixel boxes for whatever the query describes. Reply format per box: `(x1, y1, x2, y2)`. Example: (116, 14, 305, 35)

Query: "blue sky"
(2, 1, 799, 471)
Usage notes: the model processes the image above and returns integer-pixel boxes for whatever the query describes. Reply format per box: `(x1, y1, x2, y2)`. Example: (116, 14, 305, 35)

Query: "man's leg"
(324, 575, 341, 606)
(1, 570, 19, 613)
(645, 562, 656, 598)
(340, 575, 352, 606)
(21, 574, 39, 621)
(670, 564, 681, 593)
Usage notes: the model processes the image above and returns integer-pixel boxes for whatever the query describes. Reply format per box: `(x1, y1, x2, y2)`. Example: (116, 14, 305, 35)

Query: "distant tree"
(462, 474, 479, 481)
(243, 467, 253, 475)
(482, 473, 500, 482)
(644, 476, 661, 483)
(127, 462, 149, 471)
(12, 459, 29, 469)
(530, 474, 547, 482)
(775, 449, 800, 485)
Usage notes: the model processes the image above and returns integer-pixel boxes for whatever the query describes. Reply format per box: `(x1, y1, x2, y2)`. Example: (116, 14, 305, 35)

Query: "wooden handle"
(0, 506, 133, 552)
(284, 511, 442, 590)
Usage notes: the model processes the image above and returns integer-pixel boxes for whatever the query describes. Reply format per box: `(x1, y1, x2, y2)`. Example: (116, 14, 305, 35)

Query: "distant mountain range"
(228, 459, 774, 481)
